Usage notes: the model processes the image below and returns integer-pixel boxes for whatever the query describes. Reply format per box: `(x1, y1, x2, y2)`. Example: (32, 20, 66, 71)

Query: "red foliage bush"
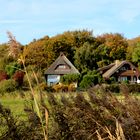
(13, 71, 25, 87)
(0, 70, 8, 82)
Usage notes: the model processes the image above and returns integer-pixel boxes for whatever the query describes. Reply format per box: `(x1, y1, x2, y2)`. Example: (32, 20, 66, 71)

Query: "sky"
(0, 0, 140, 45)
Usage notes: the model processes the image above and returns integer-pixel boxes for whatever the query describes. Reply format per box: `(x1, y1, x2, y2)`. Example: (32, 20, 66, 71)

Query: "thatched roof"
(99, 60, 139, 78)
(98, 63, 115, 72)
(45, 53, 80, 75)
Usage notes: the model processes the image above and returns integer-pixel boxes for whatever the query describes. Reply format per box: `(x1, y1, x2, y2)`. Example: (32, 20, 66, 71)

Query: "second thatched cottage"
(44, 53, 80, 86)
(98, 60, 140, 83)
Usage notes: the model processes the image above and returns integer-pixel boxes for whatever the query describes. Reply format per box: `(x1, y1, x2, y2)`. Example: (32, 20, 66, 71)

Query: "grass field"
(0, 92, 30, 119)
(1, 90, 140, 139)
(0, 91, 140, 119)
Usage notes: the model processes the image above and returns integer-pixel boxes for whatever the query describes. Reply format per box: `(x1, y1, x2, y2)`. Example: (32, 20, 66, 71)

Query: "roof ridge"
(45, 53, 80, 75)
(103, 60, 137, 78)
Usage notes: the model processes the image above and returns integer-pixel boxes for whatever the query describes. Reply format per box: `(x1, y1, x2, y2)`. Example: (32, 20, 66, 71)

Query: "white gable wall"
(47, 75, 60, 86)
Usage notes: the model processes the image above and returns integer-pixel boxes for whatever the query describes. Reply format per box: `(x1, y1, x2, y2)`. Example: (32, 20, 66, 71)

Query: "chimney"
(115, 60, 120, 66)
(60, 52, 64, 56)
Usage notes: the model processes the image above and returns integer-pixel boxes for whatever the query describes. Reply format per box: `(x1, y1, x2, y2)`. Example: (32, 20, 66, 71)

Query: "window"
(58, 65, 66, 69)
(119, 76, 128, 81)
(120, 67, 126, 71)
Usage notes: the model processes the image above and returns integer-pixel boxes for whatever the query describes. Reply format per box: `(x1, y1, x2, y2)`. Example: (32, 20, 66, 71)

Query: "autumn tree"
(126, 37, 140, 61)
(46, 33, 75, 63)
(46, 30, 94, 64)
(0, 44, 14, 70)
(70, 29, 94, 48)
(23, 36, 55, 71)
(24, 29, 94, 71)
(96, 33, 128, 64)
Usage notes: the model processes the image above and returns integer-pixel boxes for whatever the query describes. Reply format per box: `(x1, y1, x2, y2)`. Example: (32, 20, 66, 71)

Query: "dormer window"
(120, 67, 126, 71)
(58, 64, 66, 69)
(55, 64, 70, 71)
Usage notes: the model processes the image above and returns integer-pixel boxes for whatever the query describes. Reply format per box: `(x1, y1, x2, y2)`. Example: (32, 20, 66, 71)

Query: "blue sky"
(1, 0, 140, 45)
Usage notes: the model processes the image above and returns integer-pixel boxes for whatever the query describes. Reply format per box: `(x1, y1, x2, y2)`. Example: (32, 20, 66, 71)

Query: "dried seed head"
(7, 31, 22, 58)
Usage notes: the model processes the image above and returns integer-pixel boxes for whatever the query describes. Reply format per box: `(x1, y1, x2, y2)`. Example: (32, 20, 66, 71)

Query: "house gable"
(99, 60, 140, 83)
(45, 53, 80, 85)
(45, 53, 79, 75)
(102, 61, 137, 78)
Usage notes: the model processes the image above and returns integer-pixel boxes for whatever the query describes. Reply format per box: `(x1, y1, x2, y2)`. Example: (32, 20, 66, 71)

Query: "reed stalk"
(7, 31, 48, 140)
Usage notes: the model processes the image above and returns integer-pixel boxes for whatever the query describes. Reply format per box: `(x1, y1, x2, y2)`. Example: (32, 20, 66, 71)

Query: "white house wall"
(47, 75, 60, 86)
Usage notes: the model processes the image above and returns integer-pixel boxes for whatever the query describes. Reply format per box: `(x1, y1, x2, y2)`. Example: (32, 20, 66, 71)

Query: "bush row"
(104, 83, 140, 93)
(39, 82, 76, 92)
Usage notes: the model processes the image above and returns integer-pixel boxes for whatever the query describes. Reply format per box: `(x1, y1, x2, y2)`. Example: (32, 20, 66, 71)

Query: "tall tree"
(0, 44, 12, 70)
(74, 42, 98, 72)
(23, 36, 54, 70)
(132, 46, 140, 67)
(126, 37, 140, 61)
(47, 30, 94, 64)
(96, 33, 128, 63)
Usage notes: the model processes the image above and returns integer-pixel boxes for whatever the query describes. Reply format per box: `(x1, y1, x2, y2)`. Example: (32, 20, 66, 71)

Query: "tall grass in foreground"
(1, 86, 140, 139)
(6, 31, 48, 140)
(46, 87, 140, 140)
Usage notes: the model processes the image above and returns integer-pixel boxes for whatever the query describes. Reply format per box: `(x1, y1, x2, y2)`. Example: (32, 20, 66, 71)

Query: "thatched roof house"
(98, 60, 140, 83)
(45, 53, 80, 86)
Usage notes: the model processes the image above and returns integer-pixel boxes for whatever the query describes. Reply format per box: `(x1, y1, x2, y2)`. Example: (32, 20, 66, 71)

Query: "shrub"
(52, 84, 63, 92)
(22, 75, 30, 90)
(79, 75, 95, 89)
(39, 82, 54, 92)
(52, 83, 76, 92)
(105, 77, 116, 84)
(22, 71, 45, 90)
(79, 70, 103, 89)
(12, 70, 25, 87)
(39, 82, 48, 90)
(0, 58, 7, 70)
(5, 62, 21, 77)
(53, 84, 68, 92)
(28, 71, 45, 87)
(60, 74, 80, 85)
(0, 70, 8, 82)
(126, 84, 140, 93)
(105, 84, 120, 93)
(68, 83, 76, 92)
(0, 79, 17, 94)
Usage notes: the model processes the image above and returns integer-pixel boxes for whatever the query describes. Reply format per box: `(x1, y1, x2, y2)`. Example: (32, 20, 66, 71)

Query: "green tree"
(132, 46, 140, 67)
(127, 37, 140, 61)
(60, 74, 80, 85)
(5, 62, 21, 77)
(46, 30, 94, 63)
(74, 42, 98, 72)
(79, 70, 102, 89)
(23, 29, 95, 71)
(70, 29, 94, 48)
